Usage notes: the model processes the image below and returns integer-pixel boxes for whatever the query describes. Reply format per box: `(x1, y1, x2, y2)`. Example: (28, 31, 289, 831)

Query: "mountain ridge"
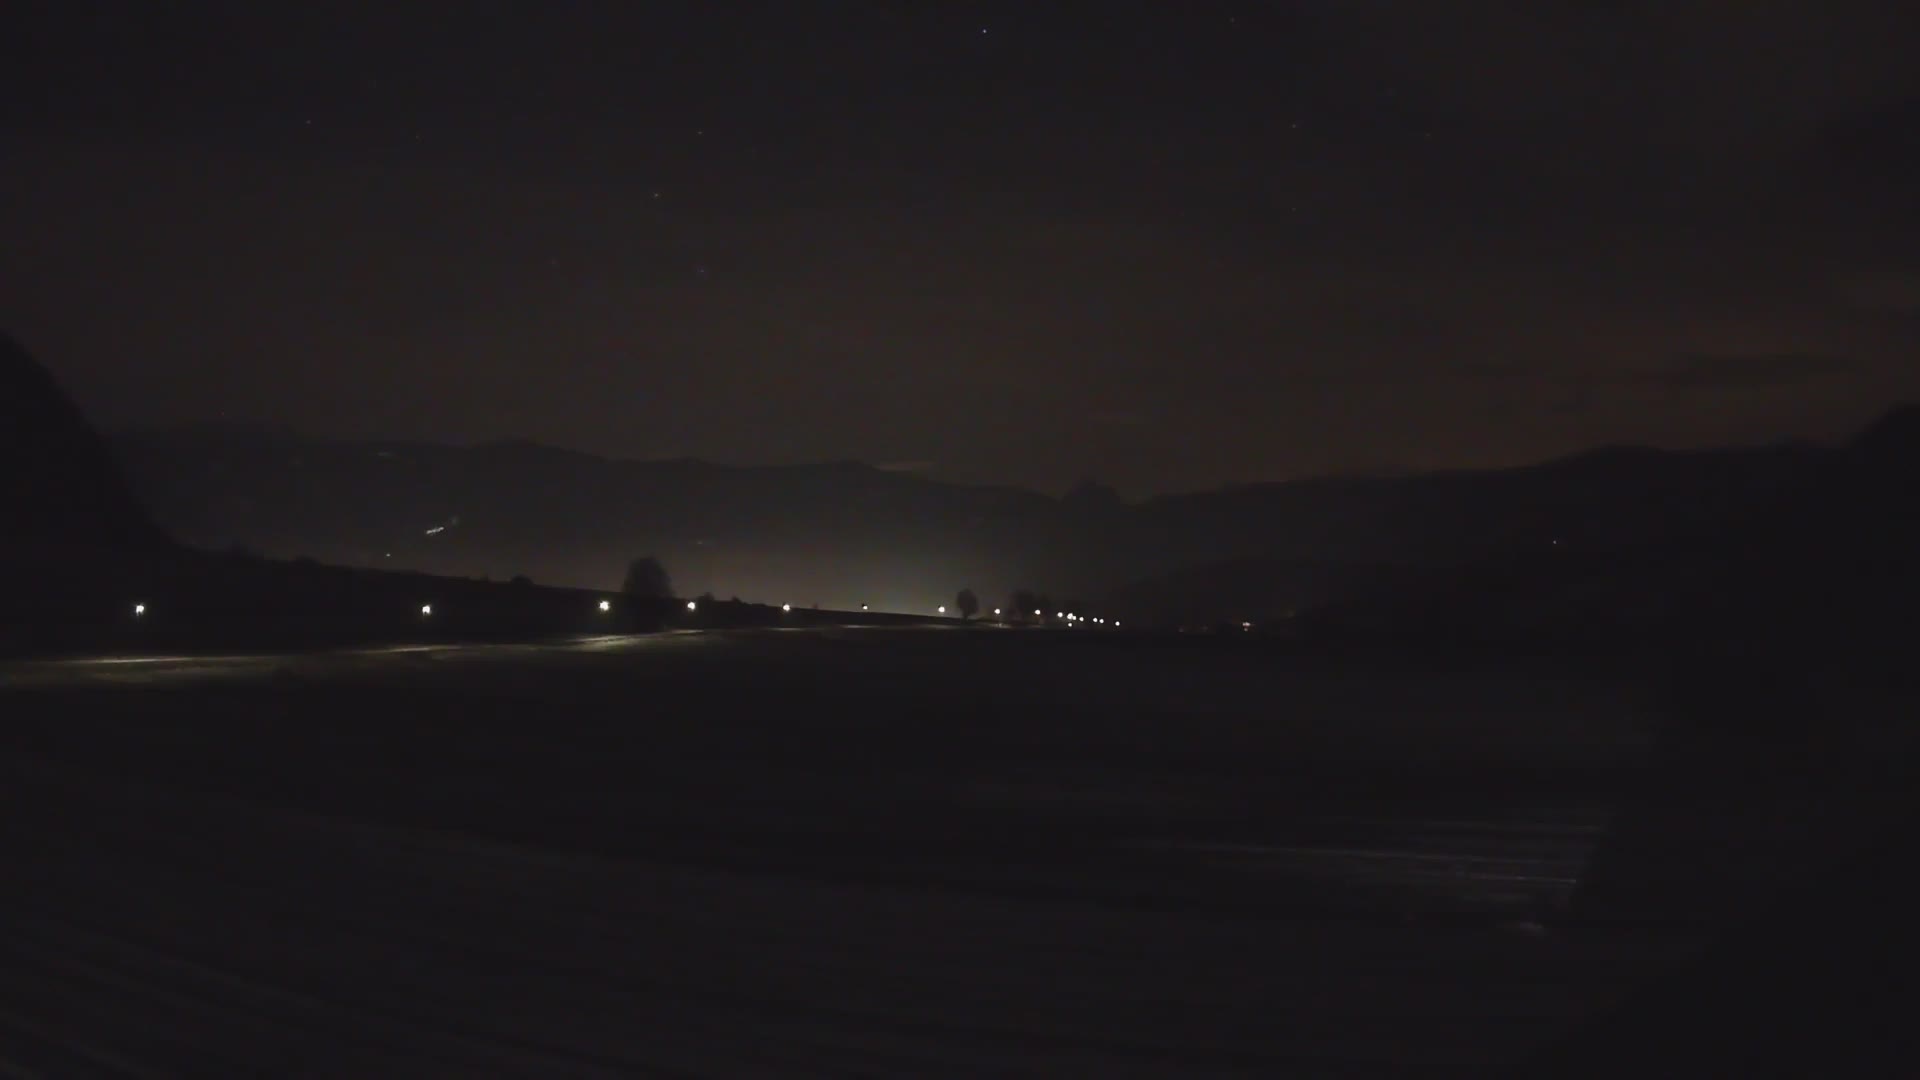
(105, 407, 1916, 621)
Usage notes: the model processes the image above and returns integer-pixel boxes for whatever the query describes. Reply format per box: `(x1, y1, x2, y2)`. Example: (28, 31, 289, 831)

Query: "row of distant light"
(128, 598, 784, 619)
(926, 604, 1118, 628)
(129, 599, 1119, 623)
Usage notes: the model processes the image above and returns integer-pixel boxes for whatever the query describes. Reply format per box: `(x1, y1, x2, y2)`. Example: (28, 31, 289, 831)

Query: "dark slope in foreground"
(2, 330, 180, 646)
(1521, 409, 1920, 1073)
(1, 331, 168, 552)
(1532, 723, 1920, 1077)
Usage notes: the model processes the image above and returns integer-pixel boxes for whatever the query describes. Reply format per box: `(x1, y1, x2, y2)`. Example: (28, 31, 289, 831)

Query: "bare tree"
(622, 556, 672, 599)
(1009, 589, 1039, 621)
(955, 587, 979, 620)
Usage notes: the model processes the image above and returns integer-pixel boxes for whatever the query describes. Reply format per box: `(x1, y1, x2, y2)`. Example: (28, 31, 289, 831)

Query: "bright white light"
(598, 599, 611, 612)
(993, 608, 1001, 616)
(1067, 613, 1077, 621)
(937, 605, 947, 614)
(1241, 621, 1253, 630)
(1034, 609, 1042, 616)
(686, 600, 698, 612)
(861, 604, 870, 611)
(424, 525, 445, 536)
(1114, 621, 1121, 628)
(132, 603, 146, 617)
(782, 603, 792, 612)
(1055, 612, 1064, 619)
(421, 604, 433, 616)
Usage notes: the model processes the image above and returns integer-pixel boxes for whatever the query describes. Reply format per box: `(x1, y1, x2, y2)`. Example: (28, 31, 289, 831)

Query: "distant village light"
(598, 599, 611, 612)
(132, 603, 146, 617)
(782, 603, 792, 612)
(937, 605, 947, 614)
(686, 600, 698, 612)
(421, 604, 433, 616)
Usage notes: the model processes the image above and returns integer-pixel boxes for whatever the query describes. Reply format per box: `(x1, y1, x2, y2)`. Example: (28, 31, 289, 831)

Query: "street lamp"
(132, 602, 146, 617)
(420, 604, 433, 617)
(686, 600, 698, 612)
(598, 599, 611, 612)
(782, 603, 792, 612)
(937, 605, 947, 614)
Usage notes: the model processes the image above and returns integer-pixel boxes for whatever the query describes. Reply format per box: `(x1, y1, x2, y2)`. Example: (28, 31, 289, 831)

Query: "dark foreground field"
(1, 628, 1910, 1075)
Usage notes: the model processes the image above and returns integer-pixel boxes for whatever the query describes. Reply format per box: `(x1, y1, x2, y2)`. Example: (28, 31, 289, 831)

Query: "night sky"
(8, 2, 1920, 495)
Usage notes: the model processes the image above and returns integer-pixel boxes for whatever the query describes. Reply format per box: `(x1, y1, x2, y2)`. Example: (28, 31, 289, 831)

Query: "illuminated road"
(0, 631, 721, 686)
(1, 626, 996, 686)
(0, 630, 1690, 1073)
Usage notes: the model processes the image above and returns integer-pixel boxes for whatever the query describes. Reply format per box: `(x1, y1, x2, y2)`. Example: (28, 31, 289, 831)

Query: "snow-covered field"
(0, 629, 1714, 1074)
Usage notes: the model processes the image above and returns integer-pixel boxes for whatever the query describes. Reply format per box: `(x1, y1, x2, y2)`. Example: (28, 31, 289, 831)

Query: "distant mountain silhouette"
(109, 427, 1084, 612)
(107, 406, 1918, 629)
(1851, 401, 1920, 463)
(1, 332, 178, 649)
(1, 332, 166, 552)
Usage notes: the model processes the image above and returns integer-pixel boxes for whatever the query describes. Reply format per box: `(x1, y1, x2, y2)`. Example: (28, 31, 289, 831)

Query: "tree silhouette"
(955, 588, 979, 620)
(1009, 589, 1039, 621)
(622, 556, 672, 599)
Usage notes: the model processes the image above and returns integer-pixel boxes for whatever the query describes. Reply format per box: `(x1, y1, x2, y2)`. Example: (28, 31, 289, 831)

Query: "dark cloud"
(1839, 272, 1920, 313)
(5, 1, 1920, 493)
(1450, 362, 1530, 381)
(1636, 353, 1858, 391)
